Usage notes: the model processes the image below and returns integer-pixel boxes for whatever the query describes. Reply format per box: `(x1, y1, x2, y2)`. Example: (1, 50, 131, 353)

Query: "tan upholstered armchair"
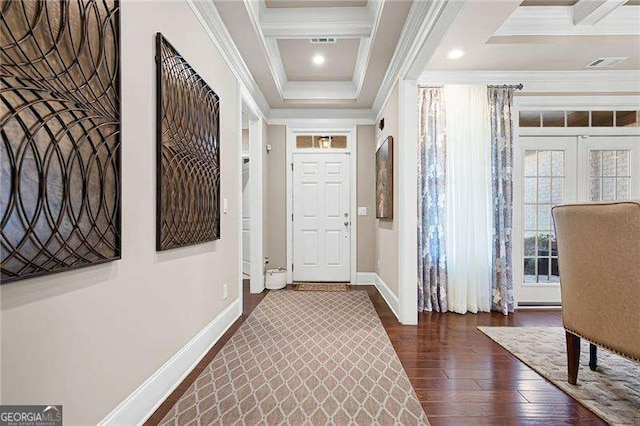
(552, 201, 640, 385)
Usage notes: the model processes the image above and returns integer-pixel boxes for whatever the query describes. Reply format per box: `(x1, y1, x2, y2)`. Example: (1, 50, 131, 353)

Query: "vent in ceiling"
(586, 57, 629, 68)
(310, 37, 336, 44)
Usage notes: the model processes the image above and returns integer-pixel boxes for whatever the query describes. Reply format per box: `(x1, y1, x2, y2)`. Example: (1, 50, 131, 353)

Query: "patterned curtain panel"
(488, 87, 515, 315)
(417, 87, 448, 312)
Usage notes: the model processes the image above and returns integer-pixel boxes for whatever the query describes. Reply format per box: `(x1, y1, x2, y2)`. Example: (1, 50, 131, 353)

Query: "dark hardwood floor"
(147, 281, 605, 425)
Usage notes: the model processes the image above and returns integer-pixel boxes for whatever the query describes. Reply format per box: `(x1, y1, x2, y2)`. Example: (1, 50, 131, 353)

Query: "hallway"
(147, 283, 603, 425)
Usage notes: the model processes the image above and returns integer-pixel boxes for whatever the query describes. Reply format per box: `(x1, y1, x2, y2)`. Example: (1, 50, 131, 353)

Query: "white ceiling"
(213, 0, 412, 109)
(426, 0, 640, 71)
(278, 39, 360, 81)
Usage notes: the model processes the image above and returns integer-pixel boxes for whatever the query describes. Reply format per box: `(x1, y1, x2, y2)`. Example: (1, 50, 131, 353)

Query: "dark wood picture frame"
(1, 0, 122, 283)
(155, 33, 221, 251)
(376, 136, 393, 220)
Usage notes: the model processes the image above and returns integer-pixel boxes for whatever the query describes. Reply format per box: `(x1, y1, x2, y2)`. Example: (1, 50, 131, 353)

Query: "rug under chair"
(159, 291, 428, 425)
(479, 326, 640, 425)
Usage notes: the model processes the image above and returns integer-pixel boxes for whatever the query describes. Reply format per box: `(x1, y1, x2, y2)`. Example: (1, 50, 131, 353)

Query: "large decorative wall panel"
(1, 0, 121, 283)
(156, 33, 220, 251)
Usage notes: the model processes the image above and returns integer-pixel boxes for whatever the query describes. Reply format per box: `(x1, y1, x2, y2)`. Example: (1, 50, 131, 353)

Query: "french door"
(515, 135, 640, 305)
(293, 152, 351, 282)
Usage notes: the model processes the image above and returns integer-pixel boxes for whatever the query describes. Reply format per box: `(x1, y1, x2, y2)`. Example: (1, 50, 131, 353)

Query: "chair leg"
(589, 343, 597, 371)
(566, 331, 580, 385)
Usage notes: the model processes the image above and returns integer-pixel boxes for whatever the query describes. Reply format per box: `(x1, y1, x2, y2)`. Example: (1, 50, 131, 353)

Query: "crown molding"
(188, 0, 270, 118)
(259, 5, 374, 38)
(371, 0, 463, 118)
(494, 5, 640, 36)
(267, 108, 376, 125)
(417, 70, 640, 93)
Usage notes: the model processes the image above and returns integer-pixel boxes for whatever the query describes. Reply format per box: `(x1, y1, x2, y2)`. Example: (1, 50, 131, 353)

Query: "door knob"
(344, 221, 350, 226)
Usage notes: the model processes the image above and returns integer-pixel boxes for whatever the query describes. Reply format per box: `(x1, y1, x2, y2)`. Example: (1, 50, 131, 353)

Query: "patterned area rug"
(479, 326, 640, 425)
(296, 283, 349, 292)
(160, 291, 428, 425)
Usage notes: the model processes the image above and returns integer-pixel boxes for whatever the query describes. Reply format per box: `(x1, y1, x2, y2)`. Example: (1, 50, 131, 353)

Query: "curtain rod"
(419, 84, 524, 90)
(488, 84, 524, 90)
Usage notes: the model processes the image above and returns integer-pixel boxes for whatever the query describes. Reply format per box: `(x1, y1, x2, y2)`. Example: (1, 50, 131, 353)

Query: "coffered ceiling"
(213, 0, 412, 109)
(426, 0, 640, 71)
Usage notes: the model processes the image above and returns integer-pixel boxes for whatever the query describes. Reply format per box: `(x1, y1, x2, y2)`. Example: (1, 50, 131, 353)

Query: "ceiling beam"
(494, 5, 640, 36)
(259, 6, 374, 38)
(573, 0, 626, 25)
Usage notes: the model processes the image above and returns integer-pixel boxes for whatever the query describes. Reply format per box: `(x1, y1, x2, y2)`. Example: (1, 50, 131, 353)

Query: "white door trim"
(249, 117, 264, 293)
(240, 93, 265, 295)
(286, 125, 357, 285)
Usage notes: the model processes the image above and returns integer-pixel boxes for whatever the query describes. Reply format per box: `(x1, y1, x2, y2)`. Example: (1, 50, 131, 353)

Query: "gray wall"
(374, 83, 399, 296)
(357, 125, 376, 272)
(265, 125, 287, 269)
(1, 2, 241, 423)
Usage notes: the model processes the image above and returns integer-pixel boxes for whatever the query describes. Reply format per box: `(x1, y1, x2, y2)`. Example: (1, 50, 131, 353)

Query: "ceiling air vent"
(585, 57, 629, 69)
(310, 37, 336, 44)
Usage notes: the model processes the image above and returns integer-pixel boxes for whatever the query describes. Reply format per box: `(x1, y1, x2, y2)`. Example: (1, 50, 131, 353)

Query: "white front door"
(293, 153, 351, 282)
(241, 160, 250, 275)
(515, 135, 640, 305)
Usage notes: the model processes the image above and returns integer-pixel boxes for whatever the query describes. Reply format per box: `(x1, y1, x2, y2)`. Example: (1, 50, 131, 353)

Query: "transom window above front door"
(296, 135, 348, 150)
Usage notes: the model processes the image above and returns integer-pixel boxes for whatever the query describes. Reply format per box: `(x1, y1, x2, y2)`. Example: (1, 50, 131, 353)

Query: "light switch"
(223, 198, 228, 214)
(358, 207, 367, 216)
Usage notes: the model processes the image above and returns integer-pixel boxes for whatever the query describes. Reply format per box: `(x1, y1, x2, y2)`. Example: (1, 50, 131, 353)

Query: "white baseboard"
(99, 299, 242, 425)
(356, 272, 376, 285)
(373, 273, 400, 321)
(356, 272, 399, 321)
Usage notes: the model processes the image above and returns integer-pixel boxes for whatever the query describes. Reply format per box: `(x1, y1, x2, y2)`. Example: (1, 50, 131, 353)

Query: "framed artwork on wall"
(156, 33, 221, 251)
(376, 136, 393, 220)
(1, 0, 122, 283)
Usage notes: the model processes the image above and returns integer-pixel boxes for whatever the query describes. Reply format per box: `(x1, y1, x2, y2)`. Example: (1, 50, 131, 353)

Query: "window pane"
(524, 178, 537, 203)
(590, 178, 602, 201)
(538, 151, 551, 176)
(551, 151, 564, 176)
(616, 111, 638, 127)
(589, 151, 602, 176)
(550, 258, 560, 282)
(524, 258, 536, 283)
(551, 179, 563, 204)
(617, 178, 630, 199)
(524, 232, 536, 256)
(537, 258, 550, 283)
(315, 136, 331, 149)
(520, 111, 541, 127)
(592, 111, 614, 127)
(602, 150, 616, 176)
(537, 205, 551, 230)
(567, 111, 589, 127)
(617, 150, 630, 176)
(524, 204, 536, 230)
(331, 136, 347, 149)
(537, 178, 551, 203)
(296, 135, 313, 148)
(602, 178, 616, 201)
(542, 111, 565, 127)
(537, 233, 551, 257)
(524, 151, 537, 176)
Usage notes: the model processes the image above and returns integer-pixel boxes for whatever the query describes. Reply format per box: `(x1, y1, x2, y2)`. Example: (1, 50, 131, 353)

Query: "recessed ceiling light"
(447, 49, 465, 60)
(312, 54, 325, 65)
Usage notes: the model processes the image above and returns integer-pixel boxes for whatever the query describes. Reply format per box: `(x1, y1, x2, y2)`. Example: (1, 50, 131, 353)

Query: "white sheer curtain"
(444, 85, 492, 314)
